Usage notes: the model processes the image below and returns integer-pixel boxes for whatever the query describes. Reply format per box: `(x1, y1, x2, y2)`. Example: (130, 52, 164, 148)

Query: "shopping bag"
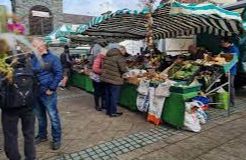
(137, 80, 150, 95)
(192, 96, 210, 105)
(136, 94, 149, 112)
(215, 92, 229, 110)
(147, 87, 166, 125)
(155, 82, 171, 97)
(183, 102, 201, 132)
(196, 108, 207, 124)
(183, 111, 201, 132)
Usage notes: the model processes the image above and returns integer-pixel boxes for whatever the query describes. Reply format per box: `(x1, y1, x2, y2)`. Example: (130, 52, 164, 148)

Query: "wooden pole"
(145, 0, 155, 56)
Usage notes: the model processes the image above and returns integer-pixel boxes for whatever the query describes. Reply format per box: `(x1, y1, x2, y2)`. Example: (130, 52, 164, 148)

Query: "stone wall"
(15, 0, 63, 35)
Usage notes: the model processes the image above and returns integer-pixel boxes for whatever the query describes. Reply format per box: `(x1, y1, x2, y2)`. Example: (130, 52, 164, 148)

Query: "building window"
(29, 5, 53, 35)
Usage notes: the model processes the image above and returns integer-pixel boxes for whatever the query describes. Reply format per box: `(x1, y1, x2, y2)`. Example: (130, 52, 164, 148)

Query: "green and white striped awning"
(44, 24, 87, 44)
(70, 35, 125, 47)
(44, 23, 123, 45)
(45, 37, 70, 45)
(77, 1, 243, 39)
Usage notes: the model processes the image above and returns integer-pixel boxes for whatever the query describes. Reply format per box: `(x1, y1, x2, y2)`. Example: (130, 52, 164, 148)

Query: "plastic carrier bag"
(136, 94, 149, 112)
(183, 102, 201, 132)
(196, 108, 207, 124)
(147, 87, 168, 125)
(137, 80, 150, 95)
(155, 82, 171, 97)
(215, 92, 229, 110)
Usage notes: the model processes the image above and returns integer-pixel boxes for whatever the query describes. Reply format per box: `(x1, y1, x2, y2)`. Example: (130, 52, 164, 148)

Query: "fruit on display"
(200, 53, 233, 66)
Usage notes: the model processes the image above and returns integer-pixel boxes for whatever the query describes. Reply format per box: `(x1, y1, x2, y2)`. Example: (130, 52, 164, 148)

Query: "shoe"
(95, 106, 102, 111)
(101, 106, 106, 110)
(35, 136, 48, 145)
(116, 112, 123, 115)
(60, 87, 65, 91)
(109, 113, 122, 117)
(52, 141, 61, 150)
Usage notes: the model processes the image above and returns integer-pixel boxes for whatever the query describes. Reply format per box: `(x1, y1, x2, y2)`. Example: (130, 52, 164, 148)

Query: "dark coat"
(60, 52, 72, 69)
(101, 50, 127, 85)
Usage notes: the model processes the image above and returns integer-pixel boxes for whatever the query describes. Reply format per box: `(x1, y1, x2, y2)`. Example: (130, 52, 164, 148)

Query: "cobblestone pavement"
(0, 87, 245, 160)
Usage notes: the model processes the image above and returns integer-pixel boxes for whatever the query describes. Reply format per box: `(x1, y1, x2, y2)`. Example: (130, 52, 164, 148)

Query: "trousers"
(2, 107, 36, 160)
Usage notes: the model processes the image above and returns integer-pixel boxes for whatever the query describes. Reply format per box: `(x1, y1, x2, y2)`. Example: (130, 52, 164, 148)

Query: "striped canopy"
(44, 24, 87, 44)
(44, 23, 123, 45)
(45, 37, 70, 45)
(77, 1, 243, 39)
(70, 35, 125, 47)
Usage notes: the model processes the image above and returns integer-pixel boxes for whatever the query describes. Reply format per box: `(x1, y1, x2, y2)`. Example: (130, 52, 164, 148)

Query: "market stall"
(66, 1, 243, 130)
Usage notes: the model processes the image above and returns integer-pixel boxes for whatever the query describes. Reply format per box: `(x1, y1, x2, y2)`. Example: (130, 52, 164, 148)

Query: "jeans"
(2, 107, 36, 160)
(35, 93, 61, 142)
(92, 81, 106, 108)
(104, 83, 121, 115)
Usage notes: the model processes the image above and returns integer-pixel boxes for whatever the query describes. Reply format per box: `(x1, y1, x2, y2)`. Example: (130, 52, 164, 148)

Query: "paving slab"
(0, 87, 245, 160)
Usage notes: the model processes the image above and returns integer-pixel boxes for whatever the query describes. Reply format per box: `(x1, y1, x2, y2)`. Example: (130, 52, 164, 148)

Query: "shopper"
(119, 45, 130, 58)
(31, 38, 63, 150)
(60, 45, 73, 90)
(0, 39, 36, 160)
(221, 37, 240, 106)
(88, 44, 103, 69)
(188, 44, 206, 60)
(90, 48, 107, 111)
(101, 48, 128, 117)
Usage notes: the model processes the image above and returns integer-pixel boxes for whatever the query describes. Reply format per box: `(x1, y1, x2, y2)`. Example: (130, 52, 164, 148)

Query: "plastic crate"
(170, 84, 201, 94)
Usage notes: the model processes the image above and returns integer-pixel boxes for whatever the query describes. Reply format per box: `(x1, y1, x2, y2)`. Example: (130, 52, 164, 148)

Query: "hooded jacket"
(101, 49, 127, 85)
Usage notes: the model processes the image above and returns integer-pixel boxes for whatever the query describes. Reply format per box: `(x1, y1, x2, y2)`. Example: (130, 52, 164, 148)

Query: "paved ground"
(0, 87, 245, 160)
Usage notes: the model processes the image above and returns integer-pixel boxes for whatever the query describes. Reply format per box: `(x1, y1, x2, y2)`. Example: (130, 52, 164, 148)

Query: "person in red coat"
(90, 49, 107, 111)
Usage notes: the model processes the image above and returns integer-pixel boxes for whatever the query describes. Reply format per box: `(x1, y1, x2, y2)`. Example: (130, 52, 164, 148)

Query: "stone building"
(13, 0, 92, 36)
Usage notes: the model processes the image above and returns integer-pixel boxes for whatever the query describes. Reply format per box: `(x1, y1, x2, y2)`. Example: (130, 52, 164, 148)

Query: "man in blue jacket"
(31, 38, 63, 150)
(221, 37, 239, 107)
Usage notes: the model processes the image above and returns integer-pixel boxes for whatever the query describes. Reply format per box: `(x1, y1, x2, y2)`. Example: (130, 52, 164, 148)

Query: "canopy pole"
(144, 0, 155, 56)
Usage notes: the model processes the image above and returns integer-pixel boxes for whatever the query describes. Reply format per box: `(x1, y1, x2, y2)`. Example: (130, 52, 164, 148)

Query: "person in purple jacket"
(31, 38, 63, 150)
(221, 37, 240, 107)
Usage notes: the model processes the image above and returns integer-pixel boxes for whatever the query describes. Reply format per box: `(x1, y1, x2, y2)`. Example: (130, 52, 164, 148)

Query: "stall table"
(69, 70, 94, 93)
(119, 83, 138, 111)
(69, 71, 200, 128)
(162, 92, 198, 128)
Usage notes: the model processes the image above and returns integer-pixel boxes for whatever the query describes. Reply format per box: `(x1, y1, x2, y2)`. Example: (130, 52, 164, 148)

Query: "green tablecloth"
(119, 83, 138, 111)
(69, 71, 198, 127)
(162, 92, 198, 128)
(69, 71, 94, 93)
(69, 72, 138, 111)
(119, 84, 198, 127)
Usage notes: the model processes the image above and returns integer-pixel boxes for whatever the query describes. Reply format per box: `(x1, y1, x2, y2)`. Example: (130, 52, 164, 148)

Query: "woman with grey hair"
(90, 48, 107, 111)
(119, 45, 130, 58)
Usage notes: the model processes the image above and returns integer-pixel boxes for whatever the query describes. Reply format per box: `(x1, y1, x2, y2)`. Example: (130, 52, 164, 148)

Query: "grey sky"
(0, 0, 161, 15)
